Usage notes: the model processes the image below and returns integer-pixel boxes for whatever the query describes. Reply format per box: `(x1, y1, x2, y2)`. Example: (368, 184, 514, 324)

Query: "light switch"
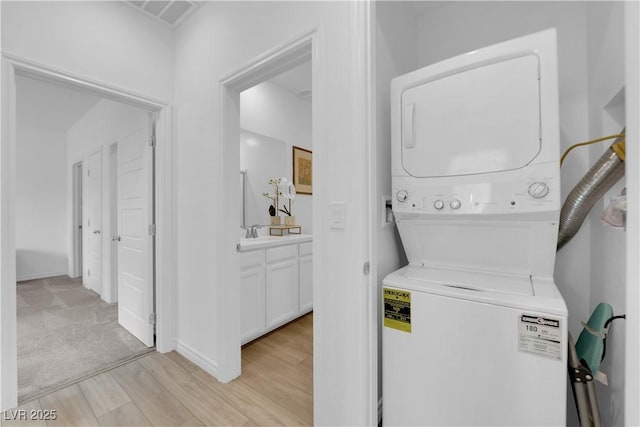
(329, 202, 345, 229)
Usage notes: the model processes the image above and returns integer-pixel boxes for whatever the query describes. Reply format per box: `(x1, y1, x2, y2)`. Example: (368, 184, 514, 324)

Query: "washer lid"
(401, 54, 541, 177)
(401, 264, 534, 296)
(384, 265, 568, 317)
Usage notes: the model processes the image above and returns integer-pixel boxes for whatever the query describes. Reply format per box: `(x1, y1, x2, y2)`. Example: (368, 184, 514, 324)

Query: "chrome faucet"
(245, 224, 262, 239)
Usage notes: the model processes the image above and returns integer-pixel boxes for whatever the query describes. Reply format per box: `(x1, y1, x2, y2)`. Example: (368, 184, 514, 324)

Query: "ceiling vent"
(125, 1, 200, 28)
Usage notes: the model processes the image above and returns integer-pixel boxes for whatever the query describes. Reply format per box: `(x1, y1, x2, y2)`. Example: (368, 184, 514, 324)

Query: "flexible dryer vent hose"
(557, 136, 626, 250)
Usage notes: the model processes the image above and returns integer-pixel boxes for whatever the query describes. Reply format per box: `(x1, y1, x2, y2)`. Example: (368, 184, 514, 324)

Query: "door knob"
(112, 235, 121, 242)
(93, 230, 101, 234)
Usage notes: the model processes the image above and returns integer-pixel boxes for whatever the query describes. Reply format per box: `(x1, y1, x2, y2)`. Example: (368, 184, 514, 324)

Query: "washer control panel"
(392, 165, 558, 215)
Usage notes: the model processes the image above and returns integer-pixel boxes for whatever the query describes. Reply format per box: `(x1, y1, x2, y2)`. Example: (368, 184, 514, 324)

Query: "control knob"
(396, 190, 409, 202)
(528, 182, 549, 199)
(434, 200, 445, 210)
(450, 199, 462, 210)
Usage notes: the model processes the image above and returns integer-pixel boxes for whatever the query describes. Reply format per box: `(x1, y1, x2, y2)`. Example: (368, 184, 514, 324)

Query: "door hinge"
(148, 135, 156, 147)
(87, 169, 91, 176)
(149, 313, 156, 325)
(363, 261, 370, 276)
(148, 224, 156, 236)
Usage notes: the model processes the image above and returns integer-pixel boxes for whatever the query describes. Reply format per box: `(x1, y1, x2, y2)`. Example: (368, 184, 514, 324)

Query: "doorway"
(14, 75, 156, 401)
(238, 57, 314, 411)
(219, 32, 316, 386)
(2, 55, 175, 410)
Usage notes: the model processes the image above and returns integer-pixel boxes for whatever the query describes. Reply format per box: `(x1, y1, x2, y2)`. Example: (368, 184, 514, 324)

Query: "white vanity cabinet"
(239, 237, 313, 345)
(298, 242, 313, 313)
(240, 250, 266, 344)
(265, 245, 299, 329)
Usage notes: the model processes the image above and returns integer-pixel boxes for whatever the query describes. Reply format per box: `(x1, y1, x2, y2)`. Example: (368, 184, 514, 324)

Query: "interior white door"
(85, 150, 102, 294)
(117, 127, 154, 347)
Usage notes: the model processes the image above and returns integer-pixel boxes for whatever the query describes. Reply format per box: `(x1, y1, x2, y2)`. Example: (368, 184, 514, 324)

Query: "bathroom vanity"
(238, 234, 313, 344)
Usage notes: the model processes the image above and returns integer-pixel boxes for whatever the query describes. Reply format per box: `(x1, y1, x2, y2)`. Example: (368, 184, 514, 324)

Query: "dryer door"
(401, 54, 541, 177)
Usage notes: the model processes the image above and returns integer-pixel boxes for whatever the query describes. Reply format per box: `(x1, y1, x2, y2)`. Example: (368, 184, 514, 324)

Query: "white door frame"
(359, 2, 378, 424)
(109, 142, 118, 303)
(71, 161, 83, 279)
(0, 54, 176, 410)
(218, 29, 315, 383)
(219, 4, 377, 423)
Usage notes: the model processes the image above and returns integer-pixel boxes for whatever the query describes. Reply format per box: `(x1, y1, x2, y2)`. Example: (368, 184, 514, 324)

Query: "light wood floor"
(2, 313, 313, 427)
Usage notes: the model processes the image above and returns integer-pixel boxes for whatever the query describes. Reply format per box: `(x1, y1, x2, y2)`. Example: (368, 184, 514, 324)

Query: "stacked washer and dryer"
(382, 30, 569, 426)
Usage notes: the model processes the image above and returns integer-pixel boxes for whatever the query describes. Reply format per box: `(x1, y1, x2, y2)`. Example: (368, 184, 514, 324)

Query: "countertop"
(237, 233, 313, 252)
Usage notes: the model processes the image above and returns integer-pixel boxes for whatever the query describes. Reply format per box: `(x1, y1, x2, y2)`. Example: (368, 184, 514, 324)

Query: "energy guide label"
(518, 314, 562, 360)
(383, 288, 411, 333)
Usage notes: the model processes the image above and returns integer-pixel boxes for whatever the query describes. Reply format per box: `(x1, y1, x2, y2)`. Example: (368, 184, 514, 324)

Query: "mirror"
(240, 130, 287, 227)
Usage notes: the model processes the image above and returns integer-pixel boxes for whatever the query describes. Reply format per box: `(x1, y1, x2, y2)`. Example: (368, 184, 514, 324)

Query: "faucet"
(245, 224, 262, 239)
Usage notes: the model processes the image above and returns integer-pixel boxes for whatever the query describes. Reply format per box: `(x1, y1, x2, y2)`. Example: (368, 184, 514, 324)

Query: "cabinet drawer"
(299, 241, 313, 256)
(266, 244, 297, 264)
(240, 250, 265, 270)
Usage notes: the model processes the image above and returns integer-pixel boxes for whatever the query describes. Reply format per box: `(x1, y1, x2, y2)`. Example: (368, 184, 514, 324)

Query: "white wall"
(240, 80, 313, 234)
(585, 2, 627, 424)
(2, 1, 174, 102)
(623, 4, 640, 425)
(15, 115, 67, 281)
(175, 2, 373, 424)
(374, 0, 415, 404)
(67, 99, 149, 303)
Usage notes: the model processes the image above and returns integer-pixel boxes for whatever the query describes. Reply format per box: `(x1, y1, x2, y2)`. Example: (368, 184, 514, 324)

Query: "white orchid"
(278, 177, 296, 216)
(263, 178, 283, 216)
(263, 177, 296, 217)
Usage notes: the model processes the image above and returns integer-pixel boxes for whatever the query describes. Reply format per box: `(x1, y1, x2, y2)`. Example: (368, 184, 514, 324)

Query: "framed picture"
(292, 146, 312, 194)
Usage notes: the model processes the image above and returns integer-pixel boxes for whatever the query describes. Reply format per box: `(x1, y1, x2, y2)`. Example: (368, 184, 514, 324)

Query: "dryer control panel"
(392, 163, 559, 216)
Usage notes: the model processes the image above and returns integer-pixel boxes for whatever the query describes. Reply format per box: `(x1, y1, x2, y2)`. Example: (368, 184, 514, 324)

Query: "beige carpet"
(17, 275, 150, 402)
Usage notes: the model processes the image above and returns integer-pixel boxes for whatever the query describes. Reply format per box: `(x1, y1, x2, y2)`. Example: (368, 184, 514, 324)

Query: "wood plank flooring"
(2, 313, 313, 427)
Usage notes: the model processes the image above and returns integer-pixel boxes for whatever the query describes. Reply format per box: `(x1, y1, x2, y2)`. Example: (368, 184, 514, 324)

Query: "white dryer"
(383, 29, 568, 426)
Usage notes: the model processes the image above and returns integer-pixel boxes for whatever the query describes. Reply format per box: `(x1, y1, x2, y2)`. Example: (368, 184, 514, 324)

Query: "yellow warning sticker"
(383, 288, 411, 333)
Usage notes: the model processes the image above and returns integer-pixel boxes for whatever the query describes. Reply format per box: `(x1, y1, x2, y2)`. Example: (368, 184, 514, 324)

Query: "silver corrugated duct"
(557, 136, 626, 250)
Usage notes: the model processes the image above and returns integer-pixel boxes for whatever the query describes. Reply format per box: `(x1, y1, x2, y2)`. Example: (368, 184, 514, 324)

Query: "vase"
(270, 215, 281, 226)
(284, 215, 296, 226)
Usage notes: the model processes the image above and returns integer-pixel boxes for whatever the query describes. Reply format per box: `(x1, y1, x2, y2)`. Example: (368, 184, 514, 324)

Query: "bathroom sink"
(237, 234, 312, 251)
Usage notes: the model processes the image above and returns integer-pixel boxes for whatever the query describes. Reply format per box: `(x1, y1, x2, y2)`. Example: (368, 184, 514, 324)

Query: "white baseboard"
(16, 271, 67, 282)
(101, 294, 116, 304)
(174, 339, 218, 378)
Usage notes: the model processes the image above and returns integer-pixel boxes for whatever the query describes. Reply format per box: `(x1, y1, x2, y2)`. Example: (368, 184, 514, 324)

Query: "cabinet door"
(299, 254, 313, 313)
(240, 251, 266, 344)
(266, 258, 299, 329)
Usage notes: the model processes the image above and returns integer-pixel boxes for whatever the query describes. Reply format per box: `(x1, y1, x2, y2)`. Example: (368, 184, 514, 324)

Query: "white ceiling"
(16, 76, 102, 131)
(270, 61, 312, 100)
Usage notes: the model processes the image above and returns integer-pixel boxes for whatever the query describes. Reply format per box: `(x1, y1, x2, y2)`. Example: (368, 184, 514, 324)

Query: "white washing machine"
(383, 29, 568, 426)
